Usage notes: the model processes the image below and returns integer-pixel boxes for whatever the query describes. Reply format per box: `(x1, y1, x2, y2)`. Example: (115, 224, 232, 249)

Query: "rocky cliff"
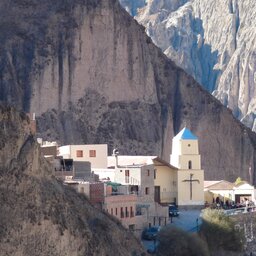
(0, 104, 144, 256)
(0, 0, 256, 183)
(132, 0, 256, 131)
(119, 0, 147, 16)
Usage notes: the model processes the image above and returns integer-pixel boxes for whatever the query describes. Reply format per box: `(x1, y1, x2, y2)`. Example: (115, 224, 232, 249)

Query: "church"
(169, 127, 204, 206)
(153, 127, 204, 207)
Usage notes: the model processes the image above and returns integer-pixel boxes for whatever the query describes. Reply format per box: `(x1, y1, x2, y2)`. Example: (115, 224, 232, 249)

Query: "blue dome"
(174, 127, 198, 140)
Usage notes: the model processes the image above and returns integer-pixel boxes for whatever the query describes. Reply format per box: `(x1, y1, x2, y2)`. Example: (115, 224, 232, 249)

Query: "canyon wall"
(130, 0, 256, 131)
(0, 0, 256, 183)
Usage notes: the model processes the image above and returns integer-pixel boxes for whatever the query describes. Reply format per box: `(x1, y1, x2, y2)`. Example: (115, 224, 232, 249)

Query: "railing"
(224, 206, 256, 216)
(105, 191, 144, 197)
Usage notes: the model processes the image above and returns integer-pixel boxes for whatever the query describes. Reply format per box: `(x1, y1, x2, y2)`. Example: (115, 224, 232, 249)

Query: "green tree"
(235, 177, 242, 185)
(156, 226, 210, 256)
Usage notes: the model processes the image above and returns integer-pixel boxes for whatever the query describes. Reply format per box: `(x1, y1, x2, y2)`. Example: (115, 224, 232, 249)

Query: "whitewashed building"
(170, 128, 204, 206)
(58, 144, 108, 169)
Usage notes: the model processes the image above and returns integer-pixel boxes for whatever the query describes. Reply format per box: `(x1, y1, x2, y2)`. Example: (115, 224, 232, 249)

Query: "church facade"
(170, 128, 204, 206)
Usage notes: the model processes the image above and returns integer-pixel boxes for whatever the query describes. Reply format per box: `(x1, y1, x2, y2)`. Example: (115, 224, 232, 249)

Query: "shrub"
(156, 226, 210, 256)
(200, 208, 245, 252)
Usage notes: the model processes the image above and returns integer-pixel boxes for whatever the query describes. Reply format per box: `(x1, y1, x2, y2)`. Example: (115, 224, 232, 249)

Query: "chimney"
(112, 148, 119, 167)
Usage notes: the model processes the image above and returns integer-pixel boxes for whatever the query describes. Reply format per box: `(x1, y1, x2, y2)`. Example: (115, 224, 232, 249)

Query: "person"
(245, 198, 249, 211)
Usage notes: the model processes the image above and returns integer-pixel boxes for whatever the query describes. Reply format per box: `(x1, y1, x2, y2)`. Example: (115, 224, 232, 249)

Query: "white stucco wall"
(171, 139, 199, 156)
(58, 145, 71, 158)
(154, 162, 177, 203)
(177, 170, 204, 206)
(58, 144, 108, 168)
(170, 139, 200, 169)
(93, 168, 115, 181)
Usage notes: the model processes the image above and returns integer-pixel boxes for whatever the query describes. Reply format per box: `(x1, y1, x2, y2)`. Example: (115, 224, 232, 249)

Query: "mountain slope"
(0, 104, 144, 256)
(131, 0, 256, 131)
(0, 0, 256, 183)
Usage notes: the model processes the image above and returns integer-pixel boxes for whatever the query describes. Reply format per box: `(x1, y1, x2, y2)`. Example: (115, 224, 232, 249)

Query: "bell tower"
(170, 128, 204, 206)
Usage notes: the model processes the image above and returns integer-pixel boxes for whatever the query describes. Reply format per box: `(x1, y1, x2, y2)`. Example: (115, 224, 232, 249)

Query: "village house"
(38, 139, 73, 179)
(152, 157, 178, 204)
(64, 180, 105, 209)
(107, 154, 169, 229)
(104, 184, 140, 231)
(204, 180, 256, 206)
(58, 144, 108, 169)
(106, 155, 179, 205)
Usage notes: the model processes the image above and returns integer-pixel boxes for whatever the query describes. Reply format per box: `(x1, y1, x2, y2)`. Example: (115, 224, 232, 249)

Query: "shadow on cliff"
(192, 17, 220, 93)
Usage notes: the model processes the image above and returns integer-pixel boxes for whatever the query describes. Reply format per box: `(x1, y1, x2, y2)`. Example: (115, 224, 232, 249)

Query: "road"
(141, 209, 202, 252)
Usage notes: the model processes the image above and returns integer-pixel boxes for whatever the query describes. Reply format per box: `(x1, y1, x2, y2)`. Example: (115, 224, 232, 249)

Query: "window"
(130, 207, 134, 217)
(76, 150, 83, 157)
(147, 169, 150, 176)
(188, 160, 192, 169)
(136, 207, 142, 216)
(145, 187, 149, 195)
(89, 150, 96, 157)
(125, 169, 129, 183)
(111, 208, 113, 215)
(154, 169, 156, 179)
(115, 208, 118, 216)
(125, 207, 129, 217)
(120, 207, 124, 218)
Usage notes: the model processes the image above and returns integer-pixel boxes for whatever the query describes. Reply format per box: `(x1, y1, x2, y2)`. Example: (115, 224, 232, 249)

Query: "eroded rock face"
(0, 0, 256, 184)
(119, 0, 147, 16)
(0, 104, 144, 256)
(131, 0, 256, 130)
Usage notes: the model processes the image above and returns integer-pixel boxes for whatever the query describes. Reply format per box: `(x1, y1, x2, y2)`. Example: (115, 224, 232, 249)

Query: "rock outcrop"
(0, 0, 256, 184)
(0, 104, 144, 256)
(119, 0, 147, 16)
(132, 0, 256, 131)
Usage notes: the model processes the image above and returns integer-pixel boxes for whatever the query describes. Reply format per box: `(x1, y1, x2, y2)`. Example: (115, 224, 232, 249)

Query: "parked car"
(169, 204, 179, 217)
(142, 226, 161, 240)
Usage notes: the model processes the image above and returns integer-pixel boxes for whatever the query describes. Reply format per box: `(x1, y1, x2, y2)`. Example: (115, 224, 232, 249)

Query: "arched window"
(188, 160, 192, 169)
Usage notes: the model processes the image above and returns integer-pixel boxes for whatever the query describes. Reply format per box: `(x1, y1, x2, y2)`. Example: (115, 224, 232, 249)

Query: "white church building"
(170, 127, 205, 206)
